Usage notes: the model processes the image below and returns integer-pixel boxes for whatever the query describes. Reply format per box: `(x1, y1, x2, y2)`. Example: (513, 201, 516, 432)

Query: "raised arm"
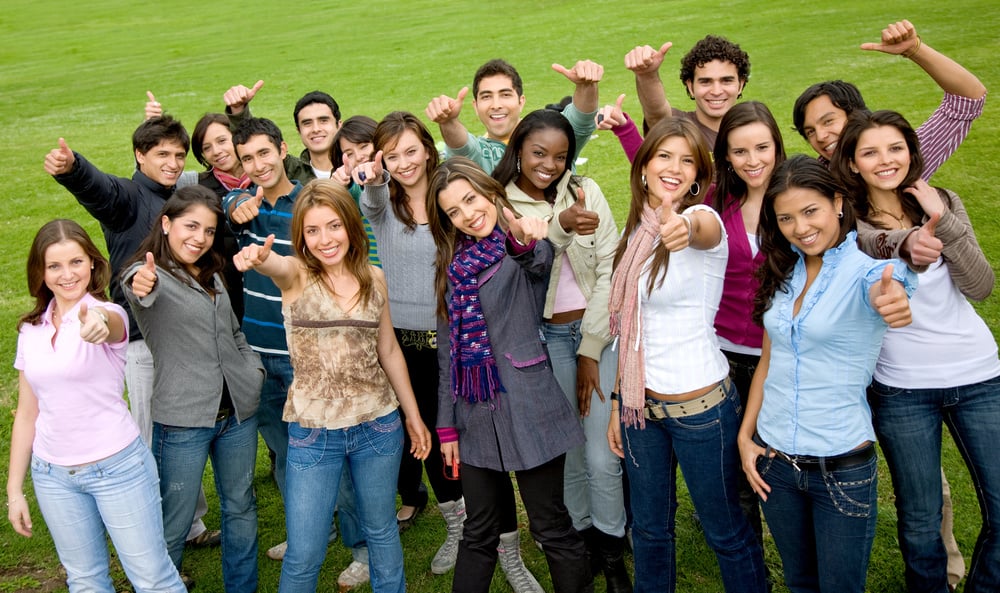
(426, 87, 472, 150)
(624, 42, 674, 129)
(233, 234, 302, 293)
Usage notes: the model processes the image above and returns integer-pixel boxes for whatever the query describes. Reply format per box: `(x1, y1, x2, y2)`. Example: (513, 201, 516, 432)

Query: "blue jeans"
(756, 442, 878, 593)
(259, 352, 293, 497)
(279, 410, 405, 593)
(543, 319, 626, 536)
(622, 379, 766, 593)
(871, 375, 1000, 593)
(31, 437, 187, 593)
(153, 416, 259, 593)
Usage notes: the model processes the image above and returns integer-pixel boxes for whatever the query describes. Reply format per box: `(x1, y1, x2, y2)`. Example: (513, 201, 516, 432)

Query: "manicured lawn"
(1, 0, 997, 591)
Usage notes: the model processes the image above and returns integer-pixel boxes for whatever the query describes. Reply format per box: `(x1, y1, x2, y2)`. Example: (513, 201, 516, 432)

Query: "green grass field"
(1, 0, 998, 591)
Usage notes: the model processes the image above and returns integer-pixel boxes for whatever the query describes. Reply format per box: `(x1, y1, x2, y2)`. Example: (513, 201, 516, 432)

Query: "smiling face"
(296, 102, 339, 156)
(383, 129, 431, 189)
(44, 240, 92, 311)
(237, 133, 290, 194)
(338, 137, 374, 172)
(641, 135, 698, 210)
(201, 122, 239, 175)
(302, 205, 349, 269)
(726, 122, 777, 192)
(802, 94, 849, 160)
(852, 125, 911, 194)
(136, 139, 186, 187)
(773, 186, 843, 262)
(162, 204, 217, 272)
(438, 178, 499, 239)
(473, 74, 526, 143)
(685, 60, 743, 127)
(514, 127, 569, 200)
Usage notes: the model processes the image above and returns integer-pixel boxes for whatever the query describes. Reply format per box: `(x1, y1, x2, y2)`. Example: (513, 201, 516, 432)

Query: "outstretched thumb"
(551, 63, 571, 77)
(880, 264, 894, 295)
(456, 86, 469, 104)
(146, 91, 157, 103)
(78, 302, 89, 323)
(615, 93, 626, 110)
(250, 80, 265, 96)
(261, 234, 275, 257)
(58, 137, 72, 156)
(254, 186, 265, 205)
(575, 186, 587, 208)
(923, 211, 941, 236)
(144, 251, 156, 272)
(658, 41, 673, 56)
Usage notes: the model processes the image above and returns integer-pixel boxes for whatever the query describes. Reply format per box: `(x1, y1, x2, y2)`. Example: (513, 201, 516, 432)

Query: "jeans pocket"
(823, 457, 877, 518)
(755, 454, 774, 478)
(869, 379, 906, 399)
(363, 411, 403, 457)
(287, 423, 325, 471)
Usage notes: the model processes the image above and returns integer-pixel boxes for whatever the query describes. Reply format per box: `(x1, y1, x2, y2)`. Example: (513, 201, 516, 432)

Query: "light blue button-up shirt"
(758, 232, 917, 457)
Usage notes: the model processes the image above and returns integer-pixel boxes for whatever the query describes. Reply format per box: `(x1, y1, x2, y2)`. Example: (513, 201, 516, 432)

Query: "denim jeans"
(455, 456, 591, 593)
(259, 352, 293, 497)
(31, 437, 187, 593)
(622, 379, 766, 593)
(543, 319, 626, 536)
(153, 415, 259, 593)
(279, 410, 405, 593)
(337, 463, 369, 563)
(871, 375, 1000, 593)
(756, 444, 878, 593)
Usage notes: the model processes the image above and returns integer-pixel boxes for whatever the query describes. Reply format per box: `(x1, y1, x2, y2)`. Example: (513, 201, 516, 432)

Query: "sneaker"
(431, 498, 465, 574)
(497, 531, 544, 593)
(266, 540, 288, 561)
(185, 529, 221, 548)
(337, 560, 370, 592)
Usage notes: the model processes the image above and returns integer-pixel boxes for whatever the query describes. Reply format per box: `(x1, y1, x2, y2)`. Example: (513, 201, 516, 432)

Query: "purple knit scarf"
(447, 226, 507, 404)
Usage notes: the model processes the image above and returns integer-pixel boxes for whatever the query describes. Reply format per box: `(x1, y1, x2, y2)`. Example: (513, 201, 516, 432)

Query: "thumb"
(575, 186, 587, 208)
(146, 91, 157, 103)
(658, 41, 673, 56)
(250, 80, 264, 97)
(859, 42, 884, 52)
(923, 211, 940, 236)
(78, 302, 89, 323)
(59, 138, 72, 156)
(144, 251, 156, 272)
(254, 186, 264, 205)
(456, 86, 469, 105)
(614, 93, 626, 110)
(880, 264, 894, 295)
(373, 150, 384, 175)
(551, 63, 572, 78)
(502, 206, 518, 225)
(261, 234, 275, 258)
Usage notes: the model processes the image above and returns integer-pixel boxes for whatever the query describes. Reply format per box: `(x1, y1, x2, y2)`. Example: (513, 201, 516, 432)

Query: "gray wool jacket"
(437, 237, 585, 472)
(122, 263, 263, 427)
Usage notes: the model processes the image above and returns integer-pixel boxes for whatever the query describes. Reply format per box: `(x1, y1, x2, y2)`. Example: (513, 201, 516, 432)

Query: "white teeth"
(876, 169, 898, 178)
(824, 142, 837, 154)
(746, 167, 764, 176)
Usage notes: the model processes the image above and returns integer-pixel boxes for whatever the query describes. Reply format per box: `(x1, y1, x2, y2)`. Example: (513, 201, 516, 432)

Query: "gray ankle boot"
(431, 497, 466, 574)
(497, 530, 544, 593)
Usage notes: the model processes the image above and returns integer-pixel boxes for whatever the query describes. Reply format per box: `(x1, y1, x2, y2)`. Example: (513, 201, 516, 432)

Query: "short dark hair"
(132, 115, 189, 166)
(473, 59, 524, 98)
(191, 113, 231, 169)
(680, 35, 750, 90)
(792, 81, 867, 139)
(232, 117, 284, 157)
(293, 91, 341, 130)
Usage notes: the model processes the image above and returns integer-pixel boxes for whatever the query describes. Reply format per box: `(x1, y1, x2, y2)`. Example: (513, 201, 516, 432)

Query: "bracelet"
(234, 196, 252, 210)
(5, 494, 24, 508)
(609, 391, 621, 402)
(93, 308, 109, 327)
(901, 36, 922, 59)
(678, 213, 693, 243)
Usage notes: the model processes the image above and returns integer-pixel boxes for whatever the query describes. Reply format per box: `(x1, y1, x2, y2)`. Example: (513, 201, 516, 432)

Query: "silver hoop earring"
(641, 174, 647, 190)
(516, 158, 521, 174)
(689, 182, 701, 196)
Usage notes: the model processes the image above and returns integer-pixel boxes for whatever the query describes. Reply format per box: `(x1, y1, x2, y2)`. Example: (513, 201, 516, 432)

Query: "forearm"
(439, 119, 470, 149)
(936, 194, 994, 300)
(910, 43, 986, 99)
(634, 72, 671, 128)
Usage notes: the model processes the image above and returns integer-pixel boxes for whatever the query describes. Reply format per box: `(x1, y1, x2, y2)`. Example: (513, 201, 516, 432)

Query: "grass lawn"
(1, 0, 998, 591)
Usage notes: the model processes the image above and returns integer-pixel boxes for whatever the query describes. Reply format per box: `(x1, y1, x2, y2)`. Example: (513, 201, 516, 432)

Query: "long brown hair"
(613, 117, 713, 295)
(426, 157, 513, 319)
(291, 179, 375, 308)
(712, 101, 786, 212)
(129, 186, 225, 293)
(20, 219, 111, 329)
(373, 111, 439, 231)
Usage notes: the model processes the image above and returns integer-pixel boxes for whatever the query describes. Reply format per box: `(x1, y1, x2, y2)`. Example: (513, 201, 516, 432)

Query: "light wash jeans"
(279, 410, 405, 593)
(542, 319, 626, 536)
(153, 415, 259, 593)
(31, 437, 187, 593)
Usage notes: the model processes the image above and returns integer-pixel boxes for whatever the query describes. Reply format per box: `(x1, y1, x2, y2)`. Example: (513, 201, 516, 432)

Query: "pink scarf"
(608, 203, 662, 429)
(213, 168, 251, 191)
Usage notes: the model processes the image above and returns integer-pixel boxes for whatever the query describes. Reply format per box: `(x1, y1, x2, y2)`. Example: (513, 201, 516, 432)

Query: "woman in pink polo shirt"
(7, 219, 185, 593)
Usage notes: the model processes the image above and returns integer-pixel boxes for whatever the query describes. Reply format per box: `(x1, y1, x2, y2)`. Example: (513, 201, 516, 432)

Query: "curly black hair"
(680, 35, 750, 92)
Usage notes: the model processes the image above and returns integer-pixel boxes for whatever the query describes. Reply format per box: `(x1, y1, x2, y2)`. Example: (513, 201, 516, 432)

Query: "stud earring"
(838, 211, 844, 219)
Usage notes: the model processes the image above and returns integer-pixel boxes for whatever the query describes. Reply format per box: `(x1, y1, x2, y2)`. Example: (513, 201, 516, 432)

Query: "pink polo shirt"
(14, 294, 137, 466)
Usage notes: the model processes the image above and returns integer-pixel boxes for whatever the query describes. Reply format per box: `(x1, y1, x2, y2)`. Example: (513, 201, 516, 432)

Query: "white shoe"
(498, 530, 544, 593)
(266, 540, 287, 561)
(337, 560, 370, 591)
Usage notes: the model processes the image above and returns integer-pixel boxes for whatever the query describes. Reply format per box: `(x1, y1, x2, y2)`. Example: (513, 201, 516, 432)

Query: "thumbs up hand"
(44, 138, 76, 176)
(145, 91, 163, 120)
(658, 203, 692, 252)
(132, 252, 158, 298)
(504, 207, 547, 246)
(231, 187, 265, 224)
(872, 264, 912, 328)
(907, 211, 943, 266)
(557, 186, 600, 235)
(426, 87, 469, 124)
(235, 234, 274, 272)
(78, 302, 112, 344)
